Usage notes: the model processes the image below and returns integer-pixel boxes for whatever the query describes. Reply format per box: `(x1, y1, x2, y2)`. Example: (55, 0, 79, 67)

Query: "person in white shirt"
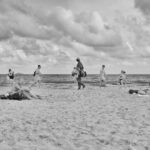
(99, 65, 106, 87)
(30, 65, 42, 88)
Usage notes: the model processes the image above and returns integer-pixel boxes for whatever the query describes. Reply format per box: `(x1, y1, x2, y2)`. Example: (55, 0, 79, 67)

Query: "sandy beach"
(0, 85, 149, 150)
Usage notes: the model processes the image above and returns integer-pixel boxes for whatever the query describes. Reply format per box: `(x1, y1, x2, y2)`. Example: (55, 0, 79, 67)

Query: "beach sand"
(0, 85, 149, 150)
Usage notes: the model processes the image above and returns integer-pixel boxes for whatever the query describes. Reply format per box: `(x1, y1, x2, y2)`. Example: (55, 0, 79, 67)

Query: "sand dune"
(0, 85, 149, 150)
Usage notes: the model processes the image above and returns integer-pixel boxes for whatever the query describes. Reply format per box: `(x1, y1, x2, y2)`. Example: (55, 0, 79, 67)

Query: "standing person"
(7, 69, 15, 86)
(118, 70, 127, 85)
(99, 65, 106, 87)
(76, 58, 85, 90)
(30, 65, 42, 88)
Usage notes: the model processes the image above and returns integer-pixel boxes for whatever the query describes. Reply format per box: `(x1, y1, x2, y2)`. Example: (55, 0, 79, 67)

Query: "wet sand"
(0, 85, 149, 150)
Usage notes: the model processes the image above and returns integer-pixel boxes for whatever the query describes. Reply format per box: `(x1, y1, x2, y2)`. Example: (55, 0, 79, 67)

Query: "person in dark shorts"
(7, 69, 15, 85)
(8, 69, 15, 80)
(76, 58, 85, 90)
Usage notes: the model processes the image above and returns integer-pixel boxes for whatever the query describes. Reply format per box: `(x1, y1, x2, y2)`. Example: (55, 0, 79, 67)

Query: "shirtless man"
(76, 58, 85, 90)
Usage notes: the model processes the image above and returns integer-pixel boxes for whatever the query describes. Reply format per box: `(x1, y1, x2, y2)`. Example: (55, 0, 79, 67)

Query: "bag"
(80, 70, 87, 77)
(12, 72, 14, 78)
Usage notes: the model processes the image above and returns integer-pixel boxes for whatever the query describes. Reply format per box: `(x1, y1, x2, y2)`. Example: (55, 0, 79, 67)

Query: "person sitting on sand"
(76, 58, 85, 90)
(30, 65, 42, 88)
(7, 69, 15, 85)
(0, 79, 42, 100)
(118, 70, 127, 85)
(99, 65, 106, 87)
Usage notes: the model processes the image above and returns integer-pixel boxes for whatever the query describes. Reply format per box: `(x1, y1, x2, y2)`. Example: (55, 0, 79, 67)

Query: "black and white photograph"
(0, 0, 150, 149)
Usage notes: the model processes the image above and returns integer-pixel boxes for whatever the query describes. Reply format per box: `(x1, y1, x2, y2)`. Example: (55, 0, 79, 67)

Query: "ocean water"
(0, 74, 150, 87)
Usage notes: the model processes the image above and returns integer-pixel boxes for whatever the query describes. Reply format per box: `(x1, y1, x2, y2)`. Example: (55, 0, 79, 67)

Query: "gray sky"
(0, 0, 150, 74)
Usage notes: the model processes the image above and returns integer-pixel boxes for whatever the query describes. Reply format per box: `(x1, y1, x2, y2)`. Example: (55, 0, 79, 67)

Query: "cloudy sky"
(0, 0, 150, 74)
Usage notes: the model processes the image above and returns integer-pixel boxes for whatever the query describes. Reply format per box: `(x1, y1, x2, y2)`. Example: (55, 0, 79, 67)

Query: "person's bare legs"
(29, 79, 41, 89)
(100, 80, 106, 87)
(77, 77, 81, 90)
(29, 82, 36, 90)
(77, 77, 85, 90)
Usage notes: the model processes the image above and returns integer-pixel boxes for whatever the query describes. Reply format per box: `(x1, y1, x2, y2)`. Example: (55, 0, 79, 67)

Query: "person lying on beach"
(128, 89, 150, 96)
(0, 79, 42, 100)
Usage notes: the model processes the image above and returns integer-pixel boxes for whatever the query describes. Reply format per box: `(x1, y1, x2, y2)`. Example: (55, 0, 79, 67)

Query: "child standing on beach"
(118, 70, 127, 85)
(99, 65, 106, 87)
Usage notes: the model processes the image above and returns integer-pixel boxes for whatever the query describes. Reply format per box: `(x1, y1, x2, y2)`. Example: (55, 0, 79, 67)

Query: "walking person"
(99, 65, 106, 87)
(30, 65, 42, 88)
(76, 58, 85, 90)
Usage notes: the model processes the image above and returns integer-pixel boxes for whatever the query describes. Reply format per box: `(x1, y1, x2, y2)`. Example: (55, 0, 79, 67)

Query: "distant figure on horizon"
(30, 65, 42, 88)
(99, 65, 106, 87)
(118, 70, 127, 85)
(76, 58, 85, 90)
(7, 69, 15, 86)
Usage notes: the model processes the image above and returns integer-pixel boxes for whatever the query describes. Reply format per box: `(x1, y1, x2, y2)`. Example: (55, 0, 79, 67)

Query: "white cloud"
(0, 0, 150, 73)
(49, 7, 121, 47)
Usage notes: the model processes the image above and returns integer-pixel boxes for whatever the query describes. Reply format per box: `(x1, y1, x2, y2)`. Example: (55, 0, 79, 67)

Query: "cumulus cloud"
(48, 8, 121, 47)
(0, 0, 150, 73)
(135, 0, 150, 15)
(0, 0, 63, 41)
(111, 7, 150, 61)
(0, 0, 122, 46)
(0, 0, 123, 71)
